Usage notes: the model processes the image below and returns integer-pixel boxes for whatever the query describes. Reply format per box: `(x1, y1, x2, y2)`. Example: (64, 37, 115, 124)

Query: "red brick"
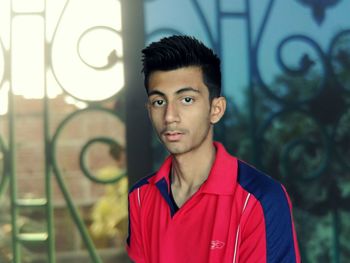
(17, 173, 45, 198)
(16, 143, 45, 173)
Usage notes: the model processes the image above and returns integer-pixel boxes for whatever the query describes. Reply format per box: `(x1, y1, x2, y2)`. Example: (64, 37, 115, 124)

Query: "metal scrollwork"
(258, 109, 330, 181)
(51, 0, 123, 102)
(296, 0, 341, 25)
(51, 107, 124, 186)
(329, 29, 350, 92)
(51, 106, 124, 263)
(189, 0, 217, 51)
(274, 35, 327, 103)
(253, 1, 350, 261)
(77, 26, 122, 71)
(79, 136, 125, 184)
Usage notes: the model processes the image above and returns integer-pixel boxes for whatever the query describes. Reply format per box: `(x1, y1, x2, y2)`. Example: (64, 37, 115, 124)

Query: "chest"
(139, 191, 245, 262)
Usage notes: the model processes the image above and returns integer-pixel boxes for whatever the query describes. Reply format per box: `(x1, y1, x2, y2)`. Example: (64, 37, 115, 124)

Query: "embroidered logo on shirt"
(210, 240, 225, 250)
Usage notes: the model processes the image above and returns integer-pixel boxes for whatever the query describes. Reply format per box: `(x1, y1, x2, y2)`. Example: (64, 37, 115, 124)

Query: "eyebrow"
(148, 87, 200, 97)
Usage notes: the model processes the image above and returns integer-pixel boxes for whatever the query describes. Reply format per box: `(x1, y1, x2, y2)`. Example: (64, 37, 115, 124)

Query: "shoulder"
(236, 159, 293, 222)
(129, 172, 157, 194)
(237, 160, 300, 262)
(237, 159, 294, 227)
(237, 159, 287, 202)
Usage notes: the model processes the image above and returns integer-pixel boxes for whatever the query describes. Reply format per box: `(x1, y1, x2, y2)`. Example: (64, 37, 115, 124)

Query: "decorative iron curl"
(328, 29, 350, 92)
(277, 35, 325, 76)
(255, 34, 327, 104)
(79, 136, 126, 184)
(77, 26, 122, 71)
(257, 108, 330, 181)
(51, 106, 122, 182)
(296, 0, 341, 26)
(50, 106, 123, 263)
(329, 29, 350, 58)
(50, 0, 122, 104)
(280, 136, 329, 181)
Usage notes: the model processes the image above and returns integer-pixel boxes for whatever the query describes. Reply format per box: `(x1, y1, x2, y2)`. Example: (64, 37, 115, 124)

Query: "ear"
(210, 96, 226, 124)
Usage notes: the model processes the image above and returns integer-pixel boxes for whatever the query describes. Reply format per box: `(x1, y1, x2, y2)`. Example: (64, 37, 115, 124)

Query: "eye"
(181, 97, 194, 105)
(152, 99, 166, 107)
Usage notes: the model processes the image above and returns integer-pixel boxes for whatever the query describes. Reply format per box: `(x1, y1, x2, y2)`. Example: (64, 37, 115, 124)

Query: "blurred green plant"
(89, 167, 128, 248)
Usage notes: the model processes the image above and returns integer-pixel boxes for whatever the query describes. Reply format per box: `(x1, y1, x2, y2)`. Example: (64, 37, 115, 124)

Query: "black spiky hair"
(141, 35, 221, 100)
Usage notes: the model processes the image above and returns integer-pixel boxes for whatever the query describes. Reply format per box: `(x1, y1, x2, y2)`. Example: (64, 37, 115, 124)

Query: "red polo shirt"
(127, 142, 300, 263)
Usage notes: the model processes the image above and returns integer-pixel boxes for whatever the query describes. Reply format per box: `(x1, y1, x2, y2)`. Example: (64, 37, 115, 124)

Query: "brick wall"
(0, 94, 127, 254)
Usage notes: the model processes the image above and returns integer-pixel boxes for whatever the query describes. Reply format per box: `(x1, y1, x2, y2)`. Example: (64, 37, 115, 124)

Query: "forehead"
(148, 66, 208, 95)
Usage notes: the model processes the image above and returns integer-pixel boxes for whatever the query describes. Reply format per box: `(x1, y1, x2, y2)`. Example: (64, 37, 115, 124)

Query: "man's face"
(147, 66, 223, 155)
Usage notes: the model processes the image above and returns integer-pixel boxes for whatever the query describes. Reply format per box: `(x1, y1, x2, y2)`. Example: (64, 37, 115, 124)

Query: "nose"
(164, 102, 180, 124)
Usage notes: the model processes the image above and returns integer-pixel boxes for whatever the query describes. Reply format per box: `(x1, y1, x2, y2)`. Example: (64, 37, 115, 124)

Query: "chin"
(166, 147, 184, 155)
(163, 143, 184, 154)
(165, 144, 193, 156)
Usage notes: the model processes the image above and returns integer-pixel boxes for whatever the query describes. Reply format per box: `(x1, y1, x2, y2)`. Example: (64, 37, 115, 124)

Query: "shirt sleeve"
(126, 189, 146, 263)
(239, 186, 301, 263)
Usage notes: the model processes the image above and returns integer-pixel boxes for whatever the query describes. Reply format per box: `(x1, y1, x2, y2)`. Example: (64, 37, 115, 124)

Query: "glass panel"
(0, 0, 128, 262)
(13, 0, 44, 13)
(12, 16, 45, 99)
(144, 1, 350, 262)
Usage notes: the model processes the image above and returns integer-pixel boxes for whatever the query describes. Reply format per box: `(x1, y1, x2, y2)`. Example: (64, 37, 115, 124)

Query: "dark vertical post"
(121, 0, 153, 187)
(245, 0, 258, 167)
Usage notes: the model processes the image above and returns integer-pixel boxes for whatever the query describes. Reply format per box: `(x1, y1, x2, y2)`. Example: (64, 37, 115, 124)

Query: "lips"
(163, 131, 183, 142)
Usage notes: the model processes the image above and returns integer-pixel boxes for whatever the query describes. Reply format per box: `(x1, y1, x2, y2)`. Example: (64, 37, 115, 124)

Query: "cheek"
(187, 108, 211, 128)
(150, 111, 163, 129)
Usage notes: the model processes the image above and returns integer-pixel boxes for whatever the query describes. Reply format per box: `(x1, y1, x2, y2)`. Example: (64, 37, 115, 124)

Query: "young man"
(126, 35, 301, 263)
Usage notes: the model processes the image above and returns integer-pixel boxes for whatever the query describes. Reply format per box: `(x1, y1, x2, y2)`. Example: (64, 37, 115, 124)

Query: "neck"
(171, 140, 216, 190)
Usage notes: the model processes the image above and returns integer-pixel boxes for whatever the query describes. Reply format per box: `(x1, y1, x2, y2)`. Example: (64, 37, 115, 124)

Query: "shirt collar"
(147, 142, 238, 195)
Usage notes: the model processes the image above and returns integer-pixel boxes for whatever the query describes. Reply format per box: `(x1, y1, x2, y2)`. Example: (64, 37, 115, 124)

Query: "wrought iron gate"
(0, 0, 147, 262)
(144, 1, 350, 262)
(1, 0, 349, 262)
